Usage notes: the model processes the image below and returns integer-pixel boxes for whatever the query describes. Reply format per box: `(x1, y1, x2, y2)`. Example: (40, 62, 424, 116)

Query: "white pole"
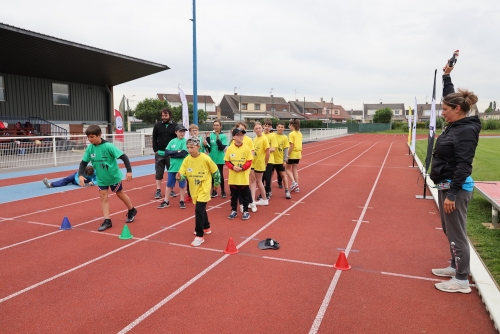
(52, 137, 57, 166)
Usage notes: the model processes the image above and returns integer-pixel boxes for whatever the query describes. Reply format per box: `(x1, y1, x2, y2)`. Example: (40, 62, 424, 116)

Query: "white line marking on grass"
(118, 141, 381, 333)
(309, 142, 394, 334)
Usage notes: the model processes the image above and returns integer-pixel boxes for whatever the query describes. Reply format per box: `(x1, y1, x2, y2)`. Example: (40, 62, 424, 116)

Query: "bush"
(481, 119, 500, 130)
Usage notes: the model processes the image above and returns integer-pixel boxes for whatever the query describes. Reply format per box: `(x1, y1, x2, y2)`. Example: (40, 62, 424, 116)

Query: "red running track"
(0, 134, 496, 333)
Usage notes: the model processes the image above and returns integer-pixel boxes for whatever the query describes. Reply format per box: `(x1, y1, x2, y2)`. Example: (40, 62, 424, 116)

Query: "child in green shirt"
(78, 125, 137, 232)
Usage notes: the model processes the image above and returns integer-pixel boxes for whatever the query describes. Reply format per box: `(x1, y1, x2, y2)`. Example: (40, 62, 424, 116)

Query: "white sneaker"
(239, 204, 244, 213)
(435, 277, 471, 293)
(432, 267, 456, 278)
(191, 237, 205, 247)
(249, 203, 258, 212)
(255, 199, 269, 206)
(290, 182, 298, 191)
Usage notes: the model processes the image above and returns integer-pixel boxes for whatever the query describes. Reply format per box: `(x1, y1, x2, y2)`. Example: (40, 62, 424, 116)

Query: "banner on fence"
(114, 109, 124, 142)
(178, 87, 190, 139)
(407, 105, 412, 144)
(424, 70, 437, 172)
(410, 97, 418, 154)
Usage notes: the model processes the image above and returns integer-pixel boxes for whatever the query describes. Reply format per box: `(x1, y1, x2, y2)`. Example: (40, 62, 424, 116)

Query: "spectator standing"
(152, 108, 178, 199)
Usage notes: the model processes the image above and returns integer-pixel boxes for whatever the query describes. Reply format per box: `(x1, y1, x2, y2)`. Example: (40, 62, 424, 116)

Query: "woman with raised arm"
(430, 58, 481, 294)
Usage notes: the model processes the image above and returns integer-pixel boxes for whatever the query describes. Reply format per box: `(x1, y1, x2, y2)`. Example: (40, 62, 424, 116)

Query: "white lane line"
(262, 256, 334, 268)
(309, 141, 394, 334)
(118, 141, 380, 333)
(381, 271, 443, 282)
(0, 200, 230, 304)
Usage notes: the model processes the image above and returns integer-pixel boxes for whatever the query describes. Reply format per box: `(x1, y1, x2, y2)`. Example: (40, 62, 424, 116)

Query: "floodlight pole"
(192, 0, 198, 125)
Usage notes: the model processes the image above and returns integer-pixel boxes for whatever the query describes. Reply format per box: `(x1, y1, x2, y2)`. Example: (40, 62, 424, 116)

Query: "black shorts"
(253, 169, 265, 173)
(287, 159, 300, 165)
(273, 163, 285, 172)
(98, 182, 123, 193)
(155, 153, 171, 180)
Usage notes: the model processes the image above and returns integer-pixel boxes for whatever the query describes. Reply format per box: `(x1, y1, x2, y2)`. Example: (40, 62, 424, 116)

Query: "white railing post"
(52, 136, 57, 166)
(141, 133, 145, 156)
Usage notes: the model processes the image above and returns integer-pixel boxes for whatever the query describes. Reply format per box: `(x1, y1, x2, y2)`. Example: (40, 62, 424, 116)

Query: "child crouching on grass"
(177, 137, 220, 247)
(78, 125, 137, 232)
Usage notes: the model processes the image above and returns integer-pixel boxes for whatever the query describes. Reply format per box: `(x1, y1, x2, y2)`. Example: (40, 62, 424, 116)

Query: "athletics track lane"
(0, 134, 495, 333)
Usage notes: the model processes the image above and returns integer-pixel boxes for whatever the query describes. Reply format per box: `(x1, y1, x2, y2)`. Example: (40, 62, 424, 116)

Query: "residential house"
(347, 109, 363, 122)
(479, 110, 500, 120)
(219, 94, 304, 121)
(158, 93, 218, 121)
(314, 98, 351, 122)
(363, 103, 406, 123)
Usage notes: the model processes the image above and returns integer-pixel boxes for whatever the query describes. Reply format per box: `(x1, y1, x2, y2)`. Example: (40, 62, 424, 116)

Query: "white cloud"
(2, 0, 499, 113)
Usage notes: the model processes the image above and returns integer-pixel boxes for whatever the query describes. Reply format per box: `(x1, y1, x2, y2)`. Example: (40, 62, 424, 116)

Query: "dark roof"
(158, 94, 215, 104)
(229, 95, 288, 105)
(0, 23, 169, 86)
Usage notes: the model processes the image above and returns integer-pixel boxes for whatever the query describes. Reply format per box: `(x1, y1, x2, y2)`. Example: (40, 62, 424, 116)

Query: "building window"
(314, 109, 318, 114)
(394, 110, 401, 115)
(0, 76, 4, 101)
(242, 103, 248, 110)
(334, 110, 340, 115)
(282, 108, 287, 112)
(271, 107, 276, 112)
(53, 83, 70, 105)
(254, 104, 260, 110)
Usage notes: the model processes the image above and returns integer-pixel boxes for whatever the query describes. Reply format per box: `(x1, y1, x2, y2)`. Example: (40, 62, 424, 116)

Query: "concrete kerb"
(412, 150, 500, 332)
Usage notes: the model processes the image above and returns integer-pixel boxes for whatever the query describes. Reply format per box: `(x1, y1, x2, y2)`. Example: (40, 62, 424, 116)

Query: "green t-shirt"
(82, 140, 124, 186)
(167, 137, 188, 172)
(208, 132, 228, 164)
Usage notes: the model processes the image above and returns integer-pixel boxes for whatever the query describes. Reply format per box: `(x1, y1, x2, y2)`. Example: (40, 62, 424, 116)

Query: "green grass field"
(415, 138, 500, 285)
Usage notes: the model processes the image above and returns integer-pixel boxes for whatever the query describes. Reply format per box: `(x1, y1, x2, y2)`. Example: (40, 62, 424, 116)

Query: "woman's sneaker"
(435, 277, 471, 293)
(191, 237, 205, 247)
(255, 199, 269, 206)
(180, 201, 186, 209)
(285, 190, 291, 199)
(221, 192, 227, 198)
(242, 212, 250, 220)
(249, 203, 258, 212)
(154, 190, 161, 199)
(290, 182, 298, 191)
(431, 267, 456, 277)
(294, 187, 300, 193)
(228, 211, 238, 219)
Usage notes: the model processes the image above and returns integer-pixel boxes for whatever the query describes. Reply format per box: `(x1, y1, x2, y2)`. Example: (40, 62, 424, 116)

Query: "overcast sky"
(2, 0, 499, 113)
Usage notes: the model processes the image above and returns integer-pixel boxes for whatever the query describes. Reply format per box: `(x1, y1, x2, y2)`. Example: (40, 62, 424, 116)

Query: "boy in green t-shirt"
(78, 125, 137, 232)
(158, 125, 189, 209)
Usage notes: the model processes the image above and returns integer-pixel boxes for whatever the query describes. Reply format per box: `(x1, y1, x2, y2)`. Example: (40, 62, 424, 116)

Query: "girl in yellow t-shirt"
(286, 120, 303, 193)
(250, 122, 270, 206)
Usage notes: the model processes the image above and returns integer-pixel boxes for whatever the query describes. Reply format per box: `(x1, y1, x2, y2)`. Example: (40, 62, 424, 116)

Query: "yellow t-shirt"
(273, 133, 290, 164)
(264, 132, 278, 164)
(288, 131, 303, 159)
(243, 135, 254, 151)
(178, 153, 218, 204)
(252, 135, 270, 171)
(224, 143, 253, 185)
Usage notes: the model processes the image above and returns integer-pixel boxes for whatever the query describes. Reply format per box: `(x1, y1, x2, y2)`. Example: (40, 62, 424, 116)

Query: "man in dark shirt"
(152, 108, 178, 199)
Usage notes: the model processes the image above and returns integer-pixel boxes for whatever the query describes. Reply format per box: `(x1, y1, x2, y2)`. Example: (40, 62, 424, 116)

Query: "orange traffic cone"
(224, 237, 238, 254)
(333, 251, 351, 270)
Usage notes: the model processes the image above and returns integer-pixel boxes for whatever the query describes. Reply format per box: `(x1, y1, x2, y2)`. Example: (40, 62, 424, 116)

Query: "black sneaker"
(211, 190, 218, 198)
(98, 219, 112, 231)
(126, 208, 137, 223)
(278, 183, 283, 189)
(170, 191, 177, 198)
(180, 201, 186, 209)
(221, 192, 227, 198)
(257, 194, 262, 200)
(158, 200, 170, 209)
(154, 190, 161, 199)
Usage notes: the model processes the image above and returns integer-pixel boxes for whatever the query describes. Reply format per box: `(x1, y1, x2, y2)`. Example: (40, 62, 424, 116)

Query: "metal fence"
(0, 128, 348, 170)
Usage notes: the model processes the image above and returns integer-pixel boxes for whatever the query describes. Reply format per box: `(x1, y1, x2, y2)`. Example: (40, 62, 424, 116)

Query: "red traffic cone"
(224, 237, 239, 254)
(333, 251, 351, 270)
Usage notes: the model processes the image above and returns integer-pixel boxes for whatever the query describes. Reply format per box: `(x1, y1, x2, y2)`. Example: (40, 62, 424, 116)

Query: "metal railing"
(0, 133, 153, 170)
(0, 128, 348, 170)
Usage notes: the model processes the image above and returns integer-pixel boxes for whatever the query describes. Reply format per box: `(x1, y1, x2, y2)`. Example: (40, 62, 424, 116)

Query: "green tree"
(170, 103, 209, 124)
(133, 98, 168, 123)
(494, 101, 497, 111)
(373, 108, 393, 123)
